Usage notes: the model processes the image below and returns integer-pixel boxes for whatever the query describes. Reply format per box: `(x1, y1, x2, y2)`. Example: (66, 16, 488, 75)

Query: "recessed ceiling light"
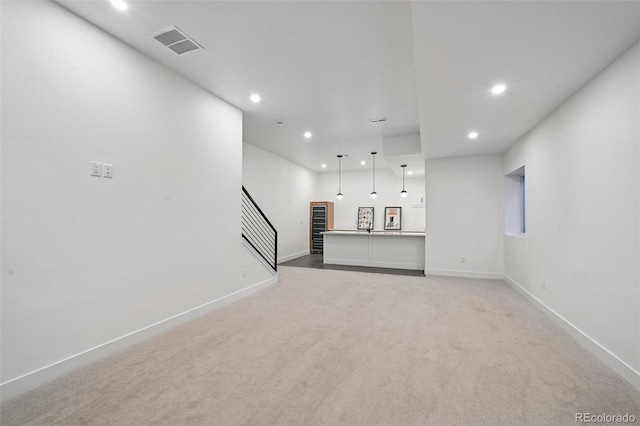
(407, 170, 413, 175)
(110, 0, 128, 11)
(304, 131, 312, 139)
(321, 164, 327, 169)
(250, 94, 261, 103)
(360, 161, 366, 166)
(468, 131, 479, 140)
(491, 84, 506, 95)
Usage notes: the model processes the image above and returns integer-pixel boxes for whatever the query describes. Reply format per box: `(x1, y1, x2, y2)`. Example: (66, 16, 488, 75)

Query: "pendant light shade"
(400, 164, 408, 198)
(370, 152, 378, 199)
(336, 155, 344, 200)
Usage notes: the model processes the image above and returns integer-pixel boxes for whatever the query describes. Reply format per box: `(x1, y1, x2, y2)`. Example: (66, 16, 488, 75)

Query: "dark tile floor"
(281, 254, 425, 277)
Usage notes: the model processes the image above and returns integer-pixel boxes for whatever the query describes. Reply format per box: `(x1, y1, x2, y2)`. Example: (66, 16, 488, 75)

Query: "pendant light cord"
(402, 166, 405, 191)
(337, 154, 343, 199)
(338, 156, 342, 193)
(372, 152, 376, 192)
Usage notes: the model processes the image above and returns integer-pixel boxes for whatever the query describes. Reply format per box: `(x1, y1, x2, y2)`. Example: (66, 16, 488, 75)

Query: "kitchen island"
(322, 230, 425, 271)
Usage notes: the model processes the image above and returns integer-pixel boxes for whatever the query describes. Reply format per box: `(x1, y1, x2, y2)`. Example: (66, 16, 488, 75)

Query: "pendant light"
(336, 155, 344, 200)
(400, 164, 408, 198)
(370, 152, 378, 199)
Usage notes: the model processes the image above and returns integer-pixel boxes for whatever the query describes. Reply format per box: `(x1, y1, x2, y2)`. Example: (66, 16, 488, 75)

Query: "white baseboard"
(0, 277, 277, 402)
(278, 250, 309, 264)
(424, 268, 503, 280)
(324, 258, 369, 268)
(503, 274, 640, 392)
(324, 257, 424, 271)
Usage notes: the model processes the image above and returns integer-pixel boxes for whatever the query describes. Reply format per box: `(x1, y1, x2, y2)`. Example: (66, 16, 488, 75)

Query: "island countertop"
(322, 230, 425, 270)
(321, 229, 425, 237)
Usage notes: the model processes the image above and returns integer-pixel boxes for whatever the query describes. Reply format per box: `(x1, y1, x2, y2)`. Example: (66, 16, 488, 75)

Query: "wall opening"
(505, 166, 526, 236)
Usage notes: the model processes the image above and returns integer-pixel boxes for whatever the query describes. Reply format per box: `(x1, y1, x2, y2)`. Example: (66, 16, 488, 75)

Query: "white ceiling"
(56, 0, 640, 176)
(413, 1, 640, 160)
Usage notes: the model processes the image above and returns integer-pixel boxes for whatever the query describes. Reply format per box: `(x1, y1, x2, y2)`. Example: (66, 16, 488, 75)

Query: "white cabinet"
(322, 231, 425, 271)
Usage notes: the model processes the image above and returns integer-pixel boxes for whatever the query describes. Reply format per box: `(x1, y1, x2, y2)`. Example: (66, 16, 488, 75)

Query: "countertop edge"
(322, 230, 425, 237)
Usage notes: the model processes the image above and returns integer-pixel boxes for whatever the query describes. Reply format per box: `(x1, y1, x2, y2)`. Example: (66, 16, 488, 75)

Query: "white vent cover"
(151, 26, 203, 55)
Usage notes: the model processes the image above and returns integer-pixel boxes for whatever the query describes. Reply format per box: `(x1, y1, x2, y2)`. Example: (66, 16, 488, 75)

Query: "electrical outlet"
(542, 279, 547, 290)
(461, 257, 466, 263)
(91, 161, 102, 177)
(242, 268, 247, 278)
(103, 164, 114, 178)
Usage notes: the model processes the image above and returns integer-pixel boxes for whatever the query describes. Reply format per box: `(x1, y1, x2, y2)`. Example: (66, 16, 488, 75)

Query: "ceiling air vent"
(369, 118, 387, 124)
(152, 26, 203, 55)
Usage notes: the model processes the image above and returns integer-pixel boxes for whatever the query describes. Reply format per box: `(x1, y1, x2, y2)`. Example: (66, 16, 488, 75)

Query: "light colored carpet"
(2, 266, 639, 425)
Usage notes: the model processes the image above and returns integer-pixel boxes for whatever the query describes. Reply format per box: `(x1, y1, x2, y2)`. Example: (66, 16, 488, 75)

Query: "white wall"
(1, 1, 251, 399)
(243, 143, 317, 262)
(424, 155, 504, 279)
(316, 168, 425, 231)
(503, 42, 640, 388)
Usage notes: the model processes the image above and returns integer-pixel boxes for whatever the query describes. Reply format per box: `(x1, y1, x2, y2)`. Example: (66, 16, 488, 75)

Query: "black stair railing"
(241, 186, 277, 272)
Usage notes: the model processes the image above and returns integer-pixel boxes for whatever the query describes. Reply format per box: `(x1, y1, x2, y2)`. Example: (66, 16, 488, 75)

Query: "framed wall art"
(357, 207, 374, 230)
(384, 207, 401, 230)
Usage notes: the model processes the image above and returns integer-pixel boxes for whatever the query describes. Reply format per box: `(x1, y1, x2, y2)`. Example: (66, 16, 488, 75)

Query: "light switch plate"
(91, 161, 102, 177)
(103, 164, 114, 178)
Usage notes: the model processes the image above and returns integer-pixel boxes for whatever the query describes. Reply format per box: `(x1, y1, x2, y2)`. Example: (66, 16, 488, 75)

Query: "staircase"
(241, 186, 277, 272)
